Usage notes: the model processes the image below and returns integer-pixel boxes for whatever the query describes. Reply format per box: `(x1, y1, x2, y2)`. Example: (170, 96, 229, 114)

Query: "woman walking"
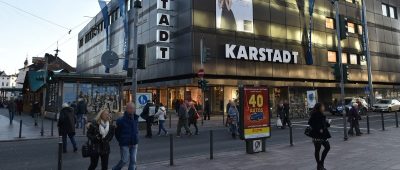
(87, 109, 115, 170)
(308, 103, 331, 170)
(228, 101, 239, 138)
(188, 102, 199, 135)
(155, 103, 168, 136)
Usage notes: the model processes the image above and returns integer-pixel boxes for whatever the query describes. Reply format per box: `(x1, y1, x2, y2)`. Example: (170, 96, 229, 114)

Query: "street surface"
(0, 108, 399, 170)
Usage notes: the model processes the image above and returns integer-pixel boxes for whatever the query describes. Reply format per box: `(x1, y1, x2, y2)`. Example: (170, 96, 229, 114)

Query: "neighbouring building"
(77, 0, 400, 115)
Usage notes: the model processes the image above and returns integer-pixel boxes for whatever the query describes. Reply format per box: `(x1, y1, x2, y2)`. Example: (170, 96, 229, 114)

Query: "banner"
(306, 90, 317, 109)
(216, 0, 253, 33)
(118, 0, 130, 71)
(241, 87, 270, 139)
(305, 0, 315, 65)
(98, 0, 111, 73)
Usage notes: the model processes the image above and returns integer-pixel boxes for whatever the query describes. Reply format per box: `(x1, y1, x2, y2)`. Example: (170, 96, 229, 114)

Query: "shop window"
(342, 53, 348, 64)
(347, 22, 355, 33)
(328, 51, 337, 63)
(349, 54, 357, 65)
(326, 17, 335, 29)
(360, 55, 367, 65)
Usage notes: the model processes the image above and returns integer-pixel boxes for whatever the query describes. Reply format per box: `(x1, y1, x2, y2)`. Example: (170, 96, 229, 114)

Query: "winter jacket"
(76, 100, 87, 115)
(178, 104, 188, 119)
(308, 111, 331, 140)
(87, 121, 114, 155)
(155, 106, 166, 121)
(188, 107, 197, 122)
(115, 112, 139, 146)
(58, 107, 76, 135)
(140, 102, 154, 120)
(348, 107, 361, 122)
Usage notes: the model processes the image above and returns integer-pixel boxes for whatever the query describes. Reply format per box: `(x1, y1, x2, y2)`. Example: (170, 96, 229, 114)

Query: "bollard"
(169, 134, 174, 166)
(169, 112, 172, 128)
(210, 130, 214, 160)
(41, 117, 44, 136)
(289, 125, 293, 146)
(367, 115, 370, 134)
(19, 120, 22, 138)
(396, 112, 399, 128)
(51, 119, 54, 136)
(381, 112, 385, 131)
(58, 136, 63, 170)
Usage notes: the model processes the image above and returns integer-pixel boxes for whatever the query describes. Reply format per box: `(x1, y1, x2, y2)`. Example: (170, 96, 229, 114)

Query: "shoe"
(165, 132, 169, 136)
(73, 148, 78, 153)
(356, 133, 362, 136)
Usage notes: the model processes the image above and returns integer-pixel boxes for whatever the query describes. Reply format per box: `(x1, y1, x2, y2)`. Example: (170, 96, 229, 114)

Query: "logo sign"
(225, 44, 299, 64)
(156, 0, 171, 60)
(240, 87, 270, 139)
(136, 93, 152, 122)
(253, 140, 262, 152)
(307, 90, 317, 109)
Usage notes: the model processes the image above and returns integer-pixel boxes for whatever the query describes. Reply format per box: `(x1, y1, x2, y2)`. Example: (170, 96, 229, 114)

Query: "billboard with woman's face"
(216, 0, 253, 33)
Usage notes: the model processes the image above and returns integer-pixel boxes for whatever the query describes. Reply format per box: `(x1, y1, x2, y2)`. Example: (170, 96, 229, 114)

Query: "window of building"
(350, 54, 358, 64)
(328, 51, 337, 63)
(360, 55, 367, 65)
(6, 83, 9, 87)
(326, 17, 335, 29)
(382, 4, 388, 16)
(79, 38, 84, 48)
(1, 82, 3, 86)
(342, 53, 348, 64)
(382, 3, 397, 19)
(358, 25, 363, 35)
(347, 22, 355, 33)
(389, 6, 397, 19)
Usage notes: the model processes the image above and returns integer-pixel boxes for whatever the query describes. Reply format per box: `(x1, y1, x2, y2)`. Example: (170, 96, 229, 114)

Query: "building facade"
(78, 0, 400, 115)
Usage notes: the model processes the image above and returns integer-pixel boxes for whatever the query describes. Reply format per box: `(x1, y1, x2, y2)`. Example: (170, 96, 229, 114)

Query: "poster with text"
(242, 87, 270, 139)
(216, 0, 253, 33)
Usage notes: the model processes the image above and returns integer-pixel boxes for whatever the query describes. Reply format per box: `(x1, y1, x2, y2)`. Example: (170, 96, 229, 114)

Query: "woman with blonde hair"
(87, 109, 115, 170)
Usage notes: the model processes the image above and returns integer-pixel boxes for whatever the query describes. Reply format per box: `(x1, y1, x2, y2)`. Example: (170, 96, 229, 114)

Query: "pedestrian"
(204, 98, 210, 120)
(7, 99, 16, 125)
(76, 98, 88, 129)
(348, 103, 362, 136)
(87, 109, 115, 170)
(308, 103, 331, 170)
(113, 103, 139, 170)
(188, 102, 199, 135)
(32, 101, 41, 126)
(176, 100, 192, 137)
(16, 99, 23, 116)
(225, 100, 232, 127)
(58, 103, 78, 153)
(277, 102, 284, 128)
(174, 99, 180, 114)
(140, 100, 155, 138)
(282, 100, 291, 128)
(228, 101, 239, 138)
(154, 103, 168, 136)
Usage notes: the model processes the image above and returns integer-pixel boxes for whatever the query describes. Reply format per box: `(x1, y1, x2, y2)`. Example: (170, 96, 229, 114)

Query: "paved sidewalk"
(138, 127, 400, 170)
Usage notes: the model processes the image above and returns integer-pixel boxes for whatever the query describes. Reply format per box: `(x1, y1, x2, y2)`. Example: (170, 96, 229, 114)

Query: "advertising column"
(239, 86, 270, 154)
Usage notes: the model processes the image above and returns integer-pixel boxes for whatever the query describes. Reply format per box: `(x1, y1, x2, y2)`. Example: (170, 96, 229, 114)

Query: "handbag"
(276, 118, 283, 127)
(81, 140, 93, 158)
(194, 112, 200, 120)
(304, 126, 312, 138)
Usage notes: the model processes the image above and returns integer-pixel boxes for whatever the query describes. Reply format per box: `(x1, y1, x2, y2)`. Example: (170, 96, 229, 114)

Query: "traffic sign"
(197, 68, 205, 78)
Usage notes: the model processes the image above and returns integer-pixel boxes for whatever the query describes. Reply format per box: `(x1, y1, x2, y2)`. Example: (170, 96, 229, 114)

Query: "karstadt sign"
(156, 0, 171, 60)
(225, 44, 299, 64)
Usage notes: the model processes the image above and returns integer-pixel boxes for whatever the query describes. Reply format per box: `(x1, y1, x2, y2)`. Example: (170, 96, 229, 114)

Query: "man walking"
(113, 103, 139, 170)
(140, 100, 155, 138)
(7, 99, 16, 125)
(177, 100, 192, 137)
(32, 101, 41, 126)
(282, 100, 291, 128)
(76, 98, 88, 129)
(348, 103, 362, 136)
(58, 103, 78, 153)
(204, 98, 210, 120)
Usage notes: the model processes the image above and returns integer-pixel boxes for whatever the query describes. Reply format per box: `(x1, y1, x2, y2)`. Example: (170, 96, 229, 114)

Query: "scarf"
(99, 120, 109, 139)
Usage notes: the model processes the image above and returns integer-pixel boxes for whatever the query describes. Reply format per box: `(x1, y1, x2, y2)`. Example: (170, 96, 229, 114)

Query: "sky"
(0, 0, 100, 75)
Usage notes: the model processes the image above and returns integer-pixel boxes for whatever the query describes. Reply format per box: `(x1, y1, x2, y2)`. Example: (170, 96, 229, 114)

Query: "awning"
(28, 71, 45, 92)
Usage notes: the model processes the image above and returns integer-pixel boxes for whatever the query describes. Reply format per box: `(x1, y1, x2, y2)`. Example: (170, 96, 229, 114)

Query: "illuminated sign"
(225, 44, 299, 64)
(156, 0, 171, 60)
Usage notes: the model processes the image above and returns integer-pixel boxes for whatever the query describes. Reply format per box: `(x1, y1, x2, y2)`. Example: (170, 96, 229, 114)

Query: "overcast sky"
(0, 0, 100, 74)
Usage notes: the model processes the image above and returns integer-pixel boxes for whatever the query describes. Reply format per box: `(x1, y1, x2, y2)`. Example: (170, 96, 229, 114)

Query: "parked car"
(373, 99, 400, 112)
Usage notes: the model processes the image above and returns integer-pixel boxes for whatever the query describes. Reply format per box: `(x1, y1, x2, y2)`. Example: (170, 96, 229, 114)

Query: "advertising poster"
(136, 93, 152, 122)
(241, 87, 270, 139)
(306, 90, 317, 109)
(216, 0, 253, 33)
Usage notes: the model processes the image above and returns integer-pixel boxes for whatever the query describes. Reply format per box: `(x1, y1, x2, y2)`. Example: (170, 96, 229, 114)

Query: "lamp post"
(131, 0, 142, 103)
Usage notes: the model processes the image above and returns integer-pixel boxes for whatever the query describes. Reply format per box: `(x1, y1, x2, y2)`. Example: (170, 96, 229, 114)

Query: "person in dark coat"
(16, 99, 23, 116)
(7, 99, 16, 125)
(87, 109, 115, 170)
(188, 102, 199, 135)
(140, 100, 154, 138)
(176, 100, 192, 137)
(32, 101, 41, 126)
(308, 103, 331, 170)
(282, 100, 291, 128)
(348, 103, 362, 136)
(113, 103, 139, 170)
(204, 98, 211, 120)
(58, 103, 78, 153)
(76, 98, 88, 129)
(225, 100, 232, 127)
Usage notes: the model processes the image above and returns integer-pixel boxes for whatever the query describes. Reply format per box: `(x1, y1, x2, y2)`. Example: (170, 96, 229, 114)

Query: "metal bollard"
(169, 134, 174, 166)
(41, 116, 44, 136)
(210, 130, 214, 160)
(396, 112, 399, 128)
(19, 120, 22, 138)
(289, 125, 293, 146)
(381, 112, 385, 131)
(169, 112, 172, 128)
(367, 115, 370, 134)
(58, 136, 63, 170)
(51, 119, 54, 136)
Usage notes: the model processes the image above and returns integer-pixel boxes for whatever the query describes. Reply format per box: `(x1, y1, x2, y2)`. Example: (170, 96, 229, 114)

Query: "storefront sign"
(240, 87, 270, 139)
(225, 44, 299, 64)
(156, 0, 171, 60)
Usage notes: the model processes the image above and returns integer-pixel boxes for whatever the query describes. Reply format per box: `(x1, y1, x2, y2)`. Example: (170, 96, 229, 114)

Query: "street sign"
(197, 68, 205, 78)
(101, 50, 119, 68)
(136, 92, 152, 122)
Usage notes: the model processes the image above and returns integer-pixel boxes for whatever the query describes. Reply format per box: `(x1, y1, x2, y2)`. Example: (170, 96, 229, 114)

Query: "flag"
(98, 0, 111, 73)
(119, 0, 130, 71)
(306, 0, 315, 65)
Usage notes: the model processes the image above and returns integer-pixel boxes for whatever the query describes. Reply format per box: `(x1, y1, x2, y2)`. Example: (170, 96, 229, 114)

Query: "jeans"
(348, 120, 361, 135)
(158, 120, 168, 135)
(62, 133, 77, 152)
(89, 153, 109, 170)
(76, 114, 83, 128)
(33, 112, 39, 126)
(9, 111, 14, 124)
(113, 145, 138, 170)
(189, 119, 198, 134)
(177, 118, 191, 136)
(145, 117, 153, 137)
